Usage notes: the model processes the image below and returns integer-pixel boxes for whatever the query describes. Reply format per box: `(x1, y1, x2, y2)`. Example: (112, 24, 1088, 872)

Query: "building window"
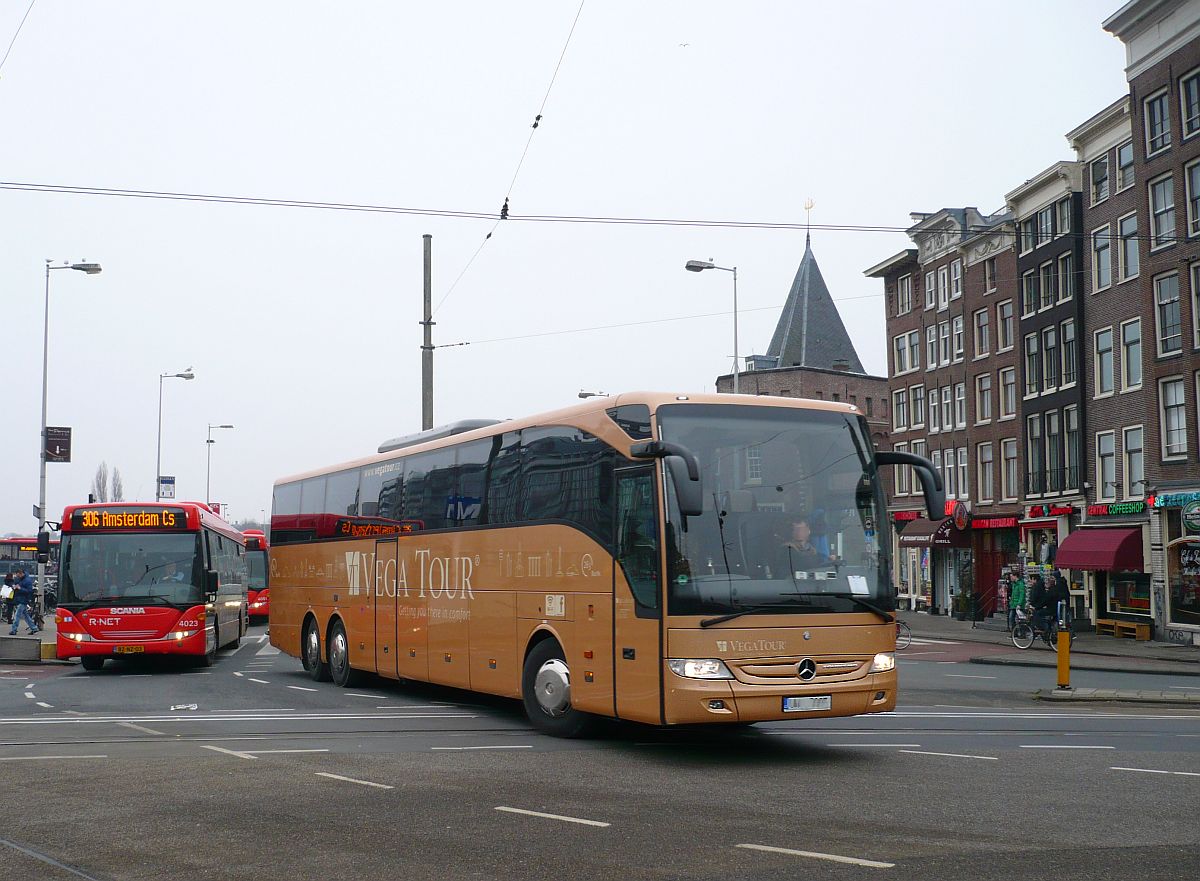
(1061, 319, 1077, 386)
(1091, 155, 1110, 203)
(1193, 264, 1200, 348)
(1065, 405, 1079, 491)
(1058, 251, 1074, 302)
(1037, 206, 1054, 243)
(1097, 431, 1116, 502)
(1118, 213, 1139, 280)
(938, 321, 950, 366)
(892, 389, 908, 431)
(1186, 160, 1200, 238)
(941, 386, 952, 431)
(997, 300, 1014, 350)
(952, 315, 964, 362)
(1092, 226, 1112, 289)
(1002, 438, 1018, 501)
(911, 385, 926, 428)
(937, 265, 949, 310)
(893, 334, 908, 375)
(926, 324, 937, 370)
(1121, 318, 1142, 390)
(866, 397, 873, 417)
(1027, 415, 1044, 496)
(950, 259, 962, 300)
(975, 373, 992, 423)
(973, 308, 990, 357)
(1096, 327, 1114, 396)
(908, 330, 921, 371)
(1155, 272, 1182, 355)
(1150, 174, 1176, 249)
(1182, 69, 1200, 139)
(1024, 332, 1040, 396)
(984, 257, 997, 293)
(932, 449, 943, 488)
(1117, 141, 1134, 190)
(957, 448, 968, 501)
(1146, 89, 1171, 155)
(928, 385, 940, 433)
(895, 442, 911, 495)
(944, 448, 955, 499)
(1020, 216, 1037, 254)
(1022, 269, 1039, 315)
(924, 271, 936, 310)
(954, 382, 966, 428)
(1046, 410, 1062, 494)
(1056, 197, 1071, 237)
(1123, 425, 1144, 500)
(897, 273, 913, 315)
(1040, 261, 1056, 310)
(977, 443, 994, 503)
(1000, 367, 1016, 418)
(1161, 377, 1187, 458)
(1042, 325, 1058, 392)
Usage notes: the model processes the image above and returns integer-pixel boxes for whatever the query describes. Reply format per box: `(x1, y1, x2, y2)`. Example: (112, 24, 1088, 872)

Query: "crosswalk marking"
(255, 645, 281, 657)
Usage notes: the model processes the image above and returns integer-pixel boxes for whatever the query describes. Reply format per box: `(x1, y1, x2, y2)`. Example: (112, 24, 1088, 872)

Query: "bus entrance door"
(613, 466, 663, 725)
(374, 538, 398, 678)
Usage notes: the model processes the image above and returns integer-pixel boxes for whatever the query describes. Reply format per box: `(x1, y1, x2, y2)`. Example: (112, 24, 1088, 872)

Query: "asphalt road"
(0, 624, 1197, 881)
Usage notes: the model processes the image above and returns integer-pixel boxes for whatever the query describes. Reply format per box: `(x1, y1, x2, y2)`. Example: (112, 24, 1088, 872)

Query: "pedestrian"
(1007, 571, 1027, 632)
(1050, 571, 1072, 628)
(1, 574, 14, 624)
(7, 568, 39, 636)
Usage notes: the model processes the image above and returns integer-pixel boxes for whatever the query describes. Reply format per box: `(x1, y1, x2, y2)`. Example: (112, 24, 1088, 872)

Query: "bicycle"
(895, 619, 912, 650)
(1011, 605, 1072, 650)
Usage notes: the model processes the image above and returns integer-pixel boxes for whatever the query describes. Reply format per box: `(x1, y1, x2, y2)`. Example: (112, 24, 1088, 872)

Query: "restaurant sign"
(1027, 504, 1076, 518)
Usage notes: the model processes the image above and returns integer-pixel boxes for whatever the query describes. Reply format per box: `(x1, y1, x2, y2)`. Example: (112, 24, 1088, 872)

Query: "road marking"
(1112, 766, 1200, 777)
(248, 749, 329, 755)
(899, 749, 998, 761)
(1168, 685, 1200, 690)
(0, 711, 477, 725)
(256, 634, 269, 643)
(248, 678, 270, 684)
(495, 806, 609, 827)
(23, 692, 34, 699)
(119, 721, 166, 736)
(827, 743, 921, 748)
(431, 745, 533, 751)
(315, 772, 392, 789)
(345, 693, 386, 699)
(287, 685, 318, 692)
(200, 744, 256, 760)
(35, 702, 52, 708)
(736, 843, 894, 869)
(0, 754, 107, 761)
(233, 672, 244, 677)
(255, 644, 280, 656)
(944, 674, 996, 679)
(1019, 745, 1115, 750)
(0, 834, 111, 881)
(908, 637, 960, 645)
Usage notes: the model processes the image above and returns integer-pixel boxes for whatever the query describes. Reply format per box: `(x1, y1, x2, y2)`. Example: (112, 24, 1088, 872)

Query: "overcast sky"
(0, 1, 1128, 534)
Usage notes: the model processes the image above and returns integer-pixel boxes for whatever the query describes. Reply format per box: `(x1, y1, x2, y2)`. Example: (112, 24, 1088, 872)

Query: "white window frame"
(1024, 332, 1040, 399)
(954, 382, 966, 429)
(1027, 414, 1043, 498)
(938, 321, 951, 366)
(1154, 271, 1182, 356)
(1039, 260, 1056, 310)
(1116, 140, 1135, 191)
(1065, 405, 1080, 492)
(952, 315, 965, 363)
(925, 324, 937, 371)
(957, 447, 968, 501)
(1118, 212, 1139, 281)
(1193, 263, 1200, 349)
(1095, 326, 1114, 398)
(950, 259, 962, 300)
(897, 273, 913, 315)
(944, 448, 955, 499)
(984, 257, 997, 293)
(928, 384, 940, 433)
(1122, 425, 1145, 500)
(1160, 375, 1188, 460)
(997, 300, 1014, 351)
(1092, 224, 1112, 291)
(1181, 66, 1200, 141)
(1058, 251, 1074, 303)
(940, 386, 952, 432)
(1056, 197, 1071, 237)
(999, 367, 1016, 420)
(1041, 325, 1058, 393)
(1022, 268, 1039, 316)
(1121, 317, 1142, 392)
(1019, 217, 1037, 255)
(1001, 438, 1018, 502)
(1090, 154, 1110, 205)
(1061, 319, 1077, 388)
(892, 389, 908, 432)
(893, 334, 909, 375)
(895, 442, 911, 496)
(973, 308, 990, 358)
(937, 265, 949, 311)
(977, 442, 994, 503)
(1146, 88, 1171, 156)
(924, 271, 936, 310)
(975, 373, 992, 424)
(1096, 430, 1117, 502)
(910, 385, 926, 429)
(1149, 173, 1177, 250)
(907, 330, 921, 372)
(1186, 159, 1200, 239)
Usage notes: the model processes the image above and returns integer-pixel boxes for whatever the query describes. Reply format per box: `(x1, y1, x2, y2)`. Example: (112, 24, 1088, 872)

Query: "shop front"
(1056, 507, 1149, 638)
(897, 511, 971, 616)
(969, 515, 1020, 619)
(892, 510, 930, 611)
(1020, 503, 1085, 621)
(1152, 491, 1200, 646)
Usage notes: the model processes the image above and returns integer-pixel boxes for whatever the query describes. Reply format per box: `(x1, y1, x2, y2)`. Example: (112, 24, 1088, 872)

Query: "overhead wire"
(0, 0, 37, 78)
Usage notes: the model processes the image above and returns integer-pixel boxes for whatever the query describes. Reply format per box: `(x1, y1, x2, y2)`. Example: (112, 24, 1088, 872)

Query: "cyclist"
(1029, 574, 1055, 637)
(1007, 571, 1027, 632)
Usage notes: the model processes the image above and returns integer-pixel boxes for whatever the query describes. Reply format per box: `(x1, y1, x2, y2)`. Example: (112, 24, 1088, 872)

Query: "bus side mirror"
(36, 531, 50, 565)
(630, 440, 703, 517)
(205, 570, 219, 595)
(246, 537, 261, 551)
(874, 451, 944, 520)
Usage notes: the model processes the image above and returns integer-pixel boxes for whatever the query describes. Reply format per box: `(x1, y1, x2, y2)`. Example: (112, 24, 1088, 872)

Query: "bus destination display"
(70, 506, 190, 531)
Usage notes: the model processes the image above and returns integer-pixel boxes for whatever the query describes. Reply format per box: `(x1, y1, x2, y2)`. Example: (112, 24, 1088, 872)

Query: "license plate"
(783, 695, 832, 712)
(113, 645, 145, 654)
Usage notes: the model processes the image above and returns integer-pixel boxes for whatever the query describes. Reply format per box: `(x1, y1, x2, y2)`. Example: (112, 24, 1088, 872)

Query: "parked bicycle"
(1011, 605, 1073, 650)
(895, 619, 912, 650)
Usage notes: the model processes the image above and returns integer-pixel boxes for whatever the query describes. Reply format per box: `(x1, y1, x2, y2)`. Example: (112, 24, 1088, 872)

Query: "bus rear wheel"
(302, 618, 330, 682)
(328, 620, 362, 688)
(80, 656, 104, 672)
(521, 639, 595, 738)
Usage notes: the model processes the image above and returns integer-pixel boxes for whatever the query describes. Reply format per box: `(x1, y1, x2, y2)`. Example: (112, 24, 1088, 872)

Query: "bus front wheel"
(80, 656, 104, 672)
(302, 618, 330, 682)
(521, 639, 595, 738)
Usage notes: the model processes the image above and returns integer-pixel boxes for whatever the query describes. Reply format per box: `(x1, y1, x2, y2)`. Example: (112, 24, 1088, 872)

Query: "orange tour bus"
(244, 529, 270, 622)
(268, 393, 940, 736)
(55, 501, 250, 670)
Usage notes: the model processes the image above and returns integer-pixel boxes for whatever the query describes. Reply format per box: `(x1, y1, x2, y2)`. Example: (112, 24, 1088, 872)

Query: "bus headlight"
(869, 652, 895, 673)
(668, 658, 735, 680)
(168, 629, 199, 641)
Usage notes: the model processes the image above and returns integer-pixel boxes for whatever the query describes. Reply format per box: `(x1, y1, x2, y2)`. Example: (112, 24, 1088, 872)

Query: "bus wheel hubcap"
(306, 628, 319, 665)
(534, 658, 571, 716)
(331, 632, 346, 671)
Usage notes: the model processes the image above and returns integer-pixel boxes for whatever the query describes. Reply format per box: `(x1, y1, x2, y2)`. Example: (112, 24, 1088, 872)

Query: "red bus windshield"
(59, 532, 204, 606)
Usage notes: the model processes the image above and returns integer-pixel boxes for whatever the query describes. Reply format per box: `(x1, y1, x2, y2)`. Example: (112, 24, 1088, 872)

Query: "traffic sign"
(159, 476, 176, 499)
(45, 426, 72, 462)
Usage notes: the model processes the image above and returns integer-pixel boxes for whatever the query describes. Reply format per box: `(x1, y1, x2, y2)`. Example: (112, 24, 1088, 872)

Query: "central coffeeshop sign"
(1088, 500, 1147, 517)
(71, 506, 189, 531)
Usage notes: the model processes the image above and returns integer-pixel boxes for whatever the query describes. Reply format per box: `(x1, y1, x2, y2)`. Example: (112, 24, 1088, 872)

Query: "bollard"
(1055, 601, 1071, 691)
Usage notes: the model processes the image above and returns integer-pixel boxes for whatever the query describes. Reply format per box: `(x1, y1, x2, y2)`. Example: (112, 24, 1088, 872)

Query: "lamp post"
(156, 368, 195, 501)
(206, 423, 234, 505)
(577, 390, 609, 399)
(38, 260, 102, 600)
(685, 259, 739, 393)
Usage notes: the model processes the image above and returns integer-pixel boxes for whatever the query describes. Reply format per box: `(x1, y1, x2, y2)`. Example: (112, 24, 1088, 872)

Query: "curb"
(1034, 688, 1200, 705)
(907, 629, 1200, 667)
(968, 655, 1200, 677)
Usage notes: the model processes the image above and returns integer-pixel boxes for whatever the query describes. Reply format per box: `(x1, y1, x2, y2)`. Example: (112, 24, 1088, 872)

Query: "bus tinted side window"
(325, 468, 360, 517)
(521, 426, 614, 546)
(402, 449, 456, 529)
(484, 432, 522, 526)
(453, 440, 490, 526)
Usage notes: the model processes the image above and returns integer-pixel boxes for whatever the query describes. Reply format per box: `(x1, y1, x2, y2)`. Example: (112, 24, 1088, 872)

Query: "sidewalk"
(900, 609, 1200, 705)
(0, 610, 59, 663)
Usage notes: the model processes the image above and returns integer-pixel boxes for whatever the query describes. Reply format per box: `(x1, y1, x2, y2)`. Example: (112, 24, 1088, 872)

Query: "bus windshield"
(246, 550, 268, 590)
(60, 533, 204, 605)
(658, 404, 891, 617)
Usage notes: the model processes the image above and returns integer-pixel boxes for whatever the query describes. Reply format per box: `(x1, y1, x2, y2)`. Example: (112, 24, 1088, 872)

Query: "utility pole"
(421, 234, 434, 430)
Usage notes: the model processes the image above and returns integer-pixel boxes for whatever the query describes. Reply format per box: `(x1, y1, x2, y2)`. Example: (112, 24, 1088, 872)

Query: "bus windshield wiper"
(700, 600, 831, 628)
(820, 593, 894, 623)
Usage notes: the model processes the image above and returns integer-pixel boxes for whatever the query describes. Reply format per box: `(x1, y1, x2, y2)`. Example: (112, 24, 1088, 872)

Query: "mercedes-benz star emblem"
(797, 658, 817, 681)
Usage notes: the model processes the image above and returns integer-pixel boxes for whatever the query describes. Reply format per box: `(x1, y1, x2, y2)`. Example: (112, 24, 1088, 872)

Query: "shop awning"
(1055, 527, 1143, 571)
(896, 517, 970, 548)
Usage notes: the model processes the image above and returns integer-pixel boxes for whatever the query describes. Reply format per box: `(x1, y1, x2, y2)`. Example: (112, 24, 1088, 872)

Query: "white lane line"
(23, 692, 34, 699)
(120, 674, 151, 678)
(255, 645, 281, 656)
(0, 711, 477, 725)
(232, 672, 244, 678)
(736, 843, 894, 869)
(944, 674, 997, 679)
(315, 772, 392, 789)
(494, 806, 609, 827)
(0, 754, 107, 761)
(200, 744, 255, 760)
(826, 743, 921, 748)
(345, 693, 386, 699)
(899, 749, 998, 761)
(1168, 685, 1200, 690)
(287, 686, 318, 692)
(247, 749, 329, 755)
(1112, 766, 1200, 777)
(908, 637, 961, 645)
(431, 745, 533, 751)
(119, 722, 166, 736)
(24, 683, 33, 689)
(247, 678, 270, 684)
(1019, 745, 1115, 750)
(35, 702, 52, 709)
(256, 634, 269, 643)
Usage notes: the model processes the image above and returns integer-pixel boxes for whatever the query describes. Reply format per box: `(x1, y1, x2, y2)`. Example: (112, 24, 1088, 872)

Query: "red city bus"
(0, 537, 60, 565)
(55, 502, 249, 670)
(244, 529, 270, 622)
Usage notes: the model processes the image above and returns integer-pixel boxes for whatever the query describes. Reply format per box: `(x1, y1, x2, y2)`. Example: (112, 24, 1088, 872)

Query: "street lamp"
(685, 259, 739, 393)
(38, 260, 102, 600)
(156, 368, 195, 501)
(206, 423, 235, 505)
(578, 390, 609, 399)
